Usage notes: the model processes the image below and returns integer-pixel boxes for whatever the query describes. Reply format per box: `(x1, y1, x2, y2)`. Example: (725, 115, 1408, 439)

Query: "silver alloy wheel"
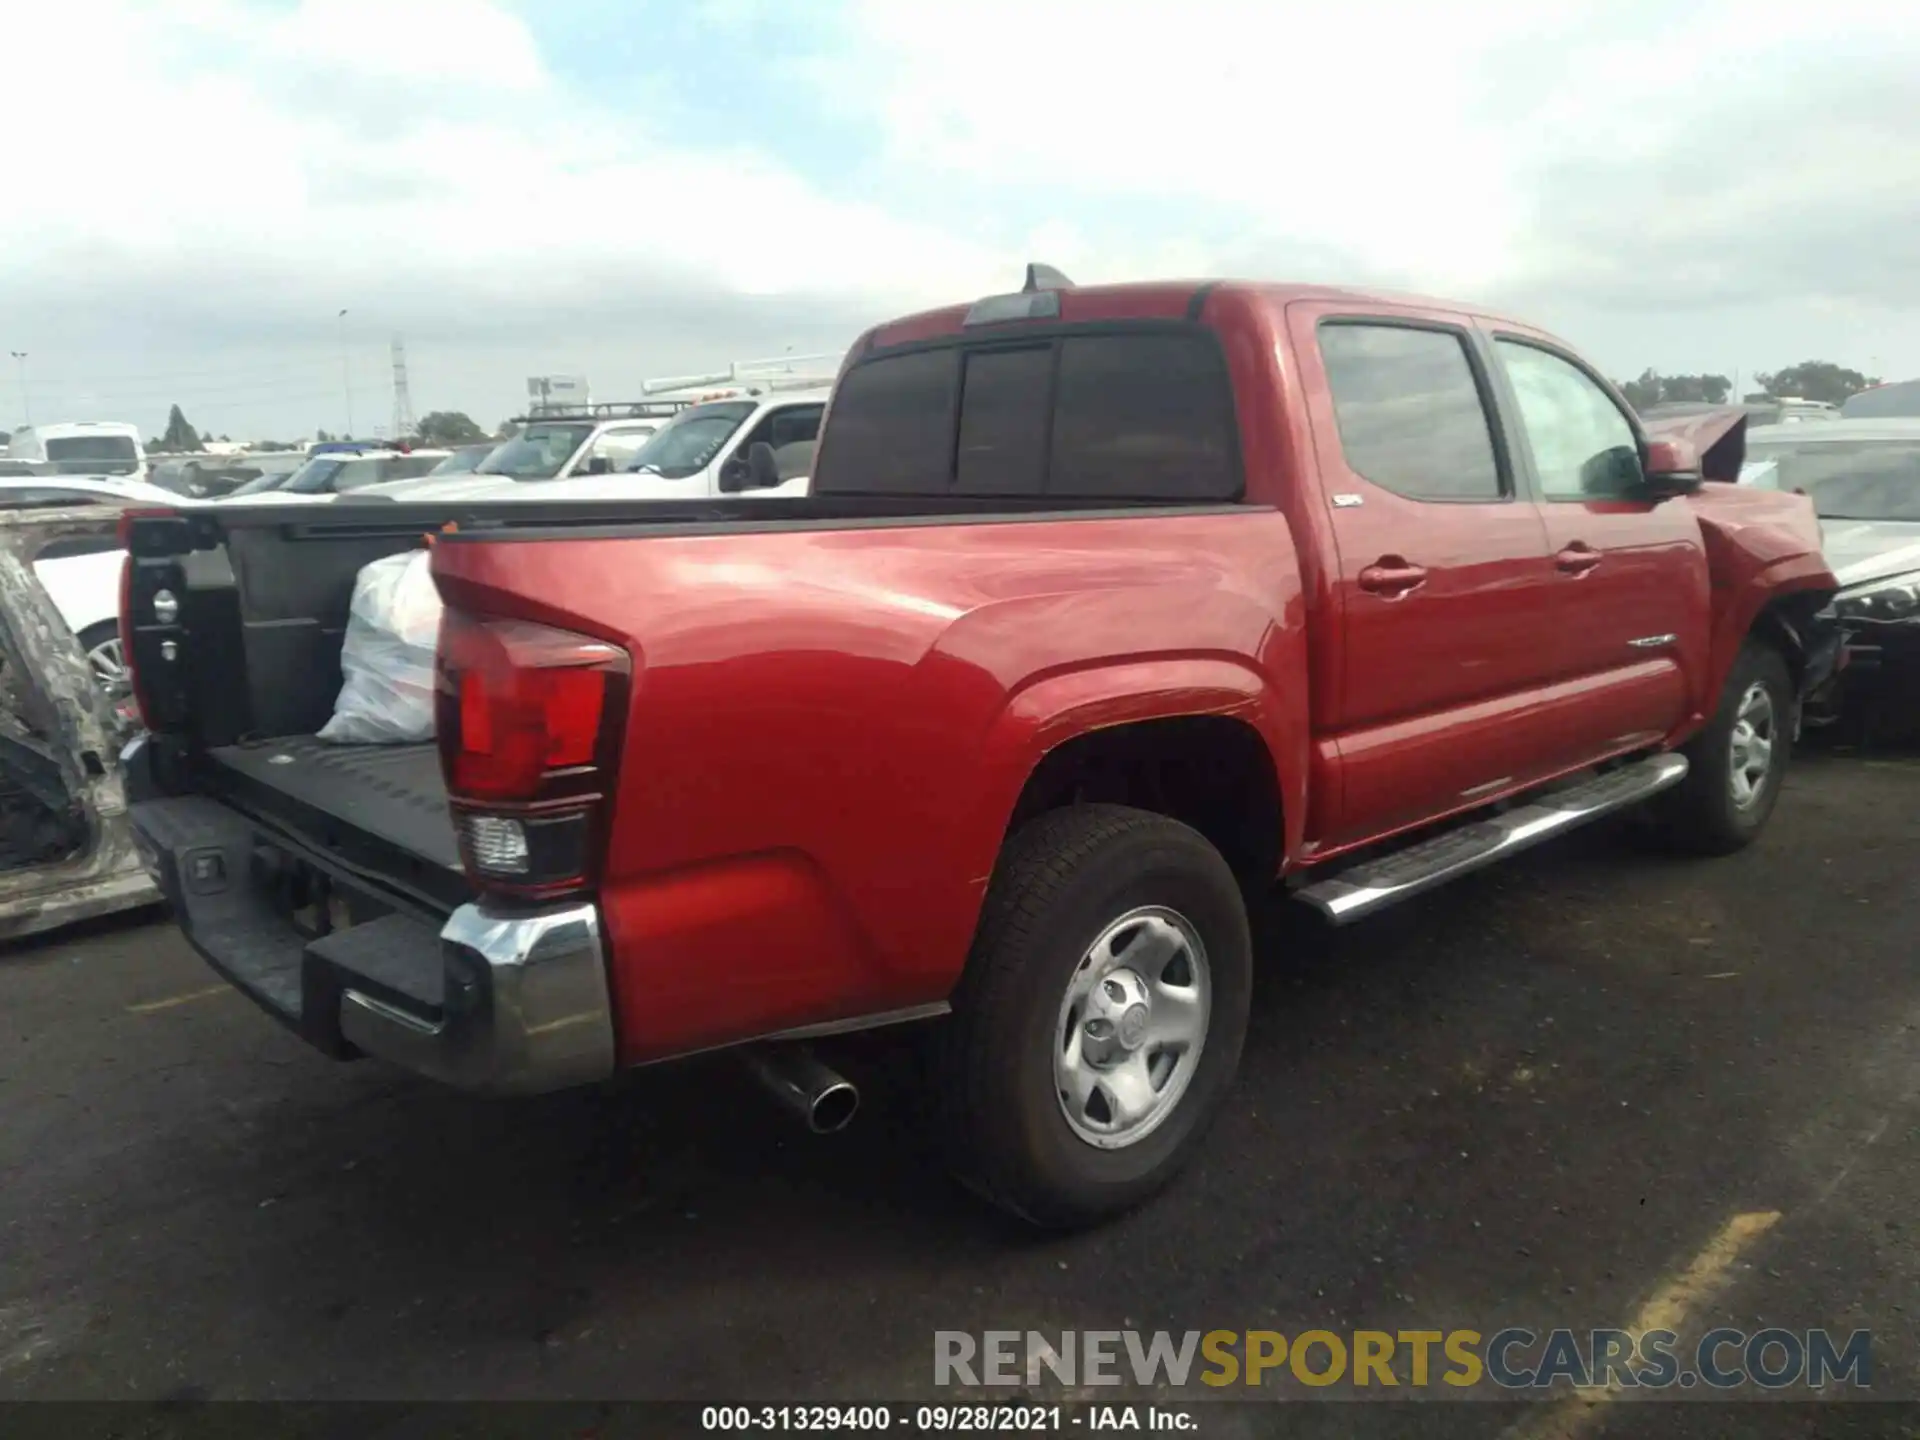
(1054, 905, 1211, 1150)
(1728, 681, 1776, 809)
(86, 635, 129, 694)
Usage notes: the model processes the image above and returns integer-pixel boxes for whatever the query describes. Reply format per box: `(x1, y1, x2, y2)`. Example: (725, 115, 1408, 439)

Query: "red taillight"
(435, 610, 630, 898)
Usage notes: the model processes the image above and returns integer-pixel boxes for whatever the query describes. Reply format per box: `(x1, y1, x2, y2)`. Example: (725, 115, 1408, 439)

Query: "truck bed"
(203, 737, 464, 904)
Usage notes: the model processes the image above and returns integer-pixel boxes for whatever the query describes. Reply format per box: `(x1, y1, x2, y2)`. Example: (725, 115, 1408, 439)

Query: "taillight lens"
(435, 610, 629, 898)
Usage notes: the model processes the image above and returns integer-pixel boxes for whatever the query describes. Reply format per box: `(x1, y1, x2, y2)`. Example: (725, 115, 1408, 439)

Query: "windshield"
(233, 456, 343, 496)
(430, 446, 494, 475)
(1746, 437, 1920, 521)
(474, 424, 593, 480)
(624, 402, 756, 479)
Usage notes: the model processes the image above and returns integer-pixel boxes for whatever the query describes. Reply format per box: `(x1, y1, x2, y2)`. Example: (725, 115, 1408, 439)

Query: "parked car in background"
(1841, 380, 1920, 419)
(0, 475, 194, 693)
(1744, 419, 1920, 738)
(353, 406, 683, 502)
(365, 389, 824, 504)
(7, 421, 147, 480)
(221, 447, 449, 503)
(124, 269, 1839, 1228)
(424, 443, 498, 476)
(151, 451, 307, 498)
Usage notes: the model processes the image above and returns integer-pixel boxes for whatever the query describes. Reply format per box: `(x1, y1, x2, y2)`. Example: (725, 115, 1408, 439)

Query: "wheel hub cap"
(1728, 681, 1775, 809)
(1054, 907, 1212, 1150)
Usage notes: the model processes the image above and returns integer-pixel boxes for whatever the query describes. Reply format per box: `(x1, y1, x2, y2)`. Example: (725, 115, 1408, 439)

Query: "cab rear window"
(815, 328, 1241, 501)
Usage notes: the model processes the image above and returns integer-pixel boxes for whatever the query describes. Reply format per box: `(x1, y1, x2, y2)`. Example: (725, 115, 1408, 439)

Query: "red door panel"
(1486, 334, 1707, 753)
(1286, 301, 1569, 846)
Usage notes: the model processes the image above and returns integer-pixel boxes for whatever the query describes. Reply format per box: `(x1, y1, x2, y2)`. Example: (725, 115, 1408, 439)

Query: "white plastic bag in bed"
(317, 549, 443, 745)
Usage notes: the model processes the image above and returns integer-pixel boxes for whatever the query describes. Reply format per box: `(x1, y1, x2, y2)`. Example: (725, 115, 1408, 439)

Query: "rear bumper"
(128, 779, 614, 1096)
(340, 901, 614, 1095)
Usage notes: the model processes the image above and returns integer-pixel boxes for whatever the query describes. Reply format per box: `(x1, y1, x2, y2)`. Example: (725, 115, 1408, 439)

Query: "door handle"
(1357, 558, 1429, 596)
(1556, 543, 1602, 575)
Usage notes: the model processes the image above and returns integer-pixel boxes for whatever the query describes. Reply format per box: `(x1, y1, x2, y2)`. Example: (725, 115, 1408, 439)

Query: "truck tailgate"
(204, 737, 460, 874)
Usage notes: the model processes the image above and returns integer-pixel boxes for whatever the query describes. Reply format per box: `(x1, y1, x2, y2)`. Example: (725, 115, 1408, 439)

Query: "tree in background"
(315, 429, 334, 443)
(1617, 369, 1732, 409)
(416, 411, 488, 446)
(158, 404, 201, 451)
(1755, 361, 1881, 408)
(1618, 370, 1664, 409)
(1660, 373, 1732, 404)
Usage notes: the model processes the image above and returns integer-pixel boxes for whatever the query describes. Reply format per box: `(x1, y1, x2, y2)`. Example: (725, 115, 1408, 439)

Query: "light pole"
(7, 351, 26, 426)
(337, 309, 353, 439)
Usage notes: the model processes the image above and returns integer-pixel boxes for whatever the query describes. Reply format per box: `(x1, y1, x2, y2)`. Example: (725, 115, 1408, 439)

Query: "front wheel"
(933, 805, 1252, 1229)
(1649, 641, 1794, 854)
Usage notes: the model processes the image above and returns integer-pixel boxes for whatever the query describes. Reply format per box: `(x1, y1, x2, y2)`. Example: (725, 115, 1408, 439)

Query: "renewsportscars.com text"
(935, 1328, 1872, 1391)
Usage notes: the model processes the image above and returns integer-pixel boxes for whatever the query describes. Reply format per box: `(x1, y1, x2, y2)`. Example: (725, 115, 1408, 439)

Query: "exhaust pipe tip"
(745, 1044, 860, 1135)
(808, 1079, 860, 1134)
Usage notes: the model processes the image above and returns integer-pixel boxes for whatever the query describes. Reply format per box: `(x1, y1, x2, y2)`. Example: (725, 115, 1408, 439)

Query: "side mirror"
(1640, 437, 1703, 499)
(584, 456, 612, 476)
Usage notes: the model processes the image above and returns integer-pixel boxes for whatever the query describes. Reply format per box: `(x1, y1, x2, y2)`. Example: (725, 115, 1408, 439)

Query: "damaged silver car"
(0, 498, 157, 941)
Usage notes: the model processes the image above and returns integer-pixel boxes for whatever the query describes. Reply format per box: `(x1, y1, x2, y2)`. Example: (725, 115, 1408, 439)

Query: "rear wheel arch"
(1000, 713, 1285, 895)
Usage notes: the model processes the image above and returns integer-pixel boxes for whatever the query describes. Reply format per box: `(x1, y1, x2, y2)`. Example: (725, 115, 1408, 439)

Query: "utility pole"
(8, 351, 26, 425)
(337, 309, 353, 439)
(390, 335, 416, 441)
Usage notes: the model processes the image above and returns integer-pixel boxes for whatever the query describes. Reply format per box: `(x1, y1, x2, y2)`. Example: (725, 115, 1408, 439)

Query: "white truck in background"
(360, 355, 838, 504)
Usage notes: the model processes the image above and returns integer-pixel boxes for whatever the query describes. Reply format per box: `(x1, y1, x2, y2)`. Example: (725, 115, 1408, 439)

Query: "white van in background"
(7, 421, 147, 480)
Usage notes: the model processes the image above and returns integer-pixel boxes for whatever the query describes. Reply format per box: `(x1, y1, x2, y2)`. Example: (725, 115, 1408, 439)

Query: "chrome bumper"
(128, 784, 615, 1097)
(340, 901, 617, 1096)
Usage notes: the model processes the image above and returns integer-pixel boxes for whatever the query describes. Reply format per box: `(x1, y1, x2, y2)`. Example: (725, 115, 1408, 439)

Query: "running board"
(1296, 753, 1690, 925)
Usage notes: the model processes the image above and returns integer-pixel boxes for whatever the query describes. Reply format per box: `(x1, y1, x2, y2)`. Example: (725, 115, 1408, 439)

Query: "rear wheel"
(933, 804, 1252, 1229)
(1649, 641, 1793, 854)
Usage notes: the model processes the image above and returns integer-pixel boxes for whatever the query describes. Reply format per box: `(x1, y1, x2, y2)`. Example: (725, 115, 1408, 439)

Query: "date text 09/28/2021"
(702, 1406, 1183, 1431)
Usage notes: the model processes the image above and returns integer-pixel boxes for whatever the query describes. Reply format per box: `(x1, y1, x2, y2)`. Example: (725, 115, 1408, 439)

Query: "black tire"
(1649, 641, 1794, 855)
(933, 804, 1252, 1229)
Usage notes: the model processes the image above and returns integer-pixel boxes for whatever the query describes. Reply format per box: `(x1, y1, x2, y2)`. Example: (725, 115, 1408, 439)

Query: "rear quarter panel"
(431, 511, 1306, 1062)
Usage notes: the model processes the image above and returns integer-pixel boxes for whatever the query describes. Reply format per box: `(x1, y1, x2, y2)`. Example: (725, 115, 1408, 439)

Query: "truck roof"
(860, 276, 1539, 353)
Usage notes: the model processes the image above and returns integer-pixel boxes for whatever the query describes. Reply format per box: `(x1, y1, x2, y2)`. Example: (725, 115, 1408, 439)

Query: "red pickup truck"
(122, 270, 1841, 1227)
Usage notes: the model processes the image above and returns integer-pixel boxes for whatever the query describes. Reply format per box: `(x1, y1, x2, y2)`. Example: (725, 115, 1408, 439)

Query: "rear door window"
(1318, 323, 1504, 501)
(816, 329, 1240, 501)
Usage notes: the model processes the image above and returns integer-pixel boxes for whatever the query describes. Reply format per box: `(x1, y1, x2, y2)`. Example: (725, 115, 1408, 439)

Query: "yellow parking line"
(125, 984, 232, 1015)
(1504, 1210, 1781, 1440)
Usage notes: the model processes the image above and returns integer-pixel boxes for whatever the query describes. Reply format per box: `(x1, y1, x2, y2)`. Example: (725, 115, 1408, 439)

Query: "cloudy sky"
(5, 0, 1917, 440)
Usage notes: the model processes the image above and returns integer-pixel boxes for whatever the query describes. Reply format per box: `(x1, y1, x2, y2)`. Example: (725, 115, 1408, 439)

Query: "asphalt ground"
(3, 746, 1918, 1438)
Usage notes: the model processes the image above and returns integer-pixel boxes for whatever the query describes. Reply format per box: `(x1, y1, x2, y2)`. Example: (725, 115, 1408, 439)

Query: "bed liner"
(204, 736, 463, 896)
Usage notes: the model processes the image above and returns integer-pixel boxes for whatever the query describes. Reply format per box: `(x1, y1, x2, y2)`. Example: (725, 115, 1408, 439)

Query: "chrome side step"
(1296, 753, 1689, 925)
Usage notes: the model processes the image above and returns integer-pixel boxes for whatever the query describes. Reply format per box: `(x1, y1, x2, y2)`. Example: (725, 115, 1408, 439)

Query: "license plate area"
(251, 840, 387, 940)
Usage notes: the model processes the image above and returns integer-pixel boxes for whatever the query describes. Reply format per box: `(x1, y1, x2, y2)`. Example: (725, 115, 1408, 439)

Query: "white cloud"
(4, 0, 1918, 436)
(1, 0, 1015, 433)
(7, 0, 1000, 302)
(815, 0, 1920, 344)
